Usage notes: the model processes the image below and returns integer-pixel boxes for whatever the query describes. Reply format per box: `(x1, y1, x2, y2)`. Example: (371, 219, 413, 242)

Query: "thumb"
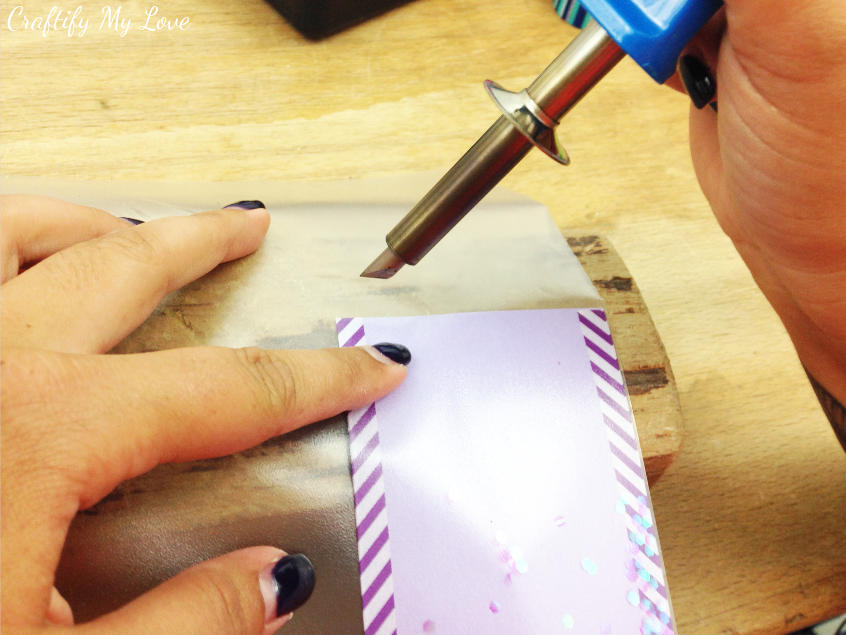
(84, 547, 315, 635)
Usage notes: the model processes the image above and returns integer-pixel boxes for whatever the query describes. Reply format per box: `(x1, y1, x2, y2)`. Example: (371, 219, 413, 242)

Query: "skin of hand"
(0, 195, 409, 633)
(671, 2, 846, 405)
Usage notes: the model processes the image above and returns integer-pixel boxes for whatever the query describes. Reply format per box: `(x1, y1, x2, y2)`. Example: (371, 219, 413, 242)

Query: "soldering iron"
(361, 0, 723, 279)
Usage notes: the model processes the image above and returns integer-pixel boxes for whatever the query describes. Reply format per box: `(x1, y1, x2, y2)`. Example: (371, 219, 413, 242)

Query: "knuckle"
(202, 210, 236, 248)
(106, 226, 162, 263)
(103, 230, 170, 289)
(233, 347, 302, 417)
(41, 229, 170, 299)
(335, 350, 362, 391)
(193, 567, 255, 632)
(93, 231, 175, 298)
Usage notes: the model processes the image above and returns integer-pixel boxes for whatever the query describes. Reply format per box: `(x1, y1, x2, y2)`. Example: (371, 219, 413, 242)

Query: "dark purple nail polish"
(373, 343, 412, 366)
(272, 554, 316, 616)
(679, 55, 716, 109)
(120, 217, 144, 225)
(224, 200, 265, 210)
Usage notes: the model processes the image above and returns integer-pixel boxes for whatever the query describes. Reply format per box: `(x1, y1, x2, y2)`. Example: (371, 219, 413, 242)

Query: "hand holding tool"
(361, 0, 722, 279)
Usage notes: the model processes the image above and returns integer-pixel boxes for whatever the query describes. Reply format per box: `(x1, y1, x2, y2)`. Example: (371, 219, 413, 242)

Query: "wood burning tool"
(361, 0, 722, 279)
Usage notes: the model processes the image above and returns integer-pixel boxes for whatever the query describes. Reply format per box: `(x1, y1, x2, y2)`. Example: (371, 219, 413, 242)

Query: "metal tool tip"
(360, 247, 406, 279)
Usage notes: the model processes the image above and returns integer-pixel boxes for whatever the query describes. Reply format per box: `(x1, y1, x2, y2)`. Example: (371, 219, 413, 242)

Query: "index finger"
(1, 205, 270, 353)
(3, 344, 409, 510)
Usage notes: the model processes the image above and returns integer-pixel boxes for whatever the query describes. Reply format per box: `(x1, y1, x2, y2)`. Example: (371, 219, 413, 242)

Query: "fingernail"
(224, 200, 265, 210)
(679, 55, 716, 109)
(371, 342, 412, 366)
(709, 101, 718, 113)
(260, 554, 316, 621)
(120, 217, 144, 225)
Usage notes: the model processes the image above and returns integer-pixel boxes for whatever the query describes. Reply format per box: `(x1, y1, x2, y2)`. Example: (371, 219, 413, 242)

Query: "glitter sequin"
(423, 619, 436, 632)
(561, 614, 575, 629)
(554, 515, 567, 527)
(489, 601, 500, 614)
(641, 620, 659, 635)
(581, 557, 598, 575)
(515, 558, 529, 574)
(627, 589, 640, 607)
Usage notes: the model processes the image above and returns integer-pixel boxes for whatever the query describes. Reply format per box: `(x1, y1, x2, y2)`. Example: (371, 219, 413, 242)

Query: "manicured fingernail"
(371, 343, 412, 366)
(224, 200, 265, 210)
(709, 101, 718, 113)
(260, 554, 315, 620)
(679, 55, 716, 109)
(120, 217, 144, 225)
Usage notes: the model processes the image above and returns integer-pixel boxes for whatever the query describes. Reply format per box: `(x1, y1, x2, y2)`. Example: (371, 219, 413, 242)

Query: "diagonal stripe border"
(337, 318, 397, 635)
(578, 309, 676, 634)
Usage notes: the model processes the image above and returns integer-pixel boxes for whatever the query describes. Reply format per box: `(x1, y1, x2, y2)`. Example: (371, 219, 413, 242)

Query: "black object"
(223, 200, 266, 210)
(272, 554, 317, 616)
(373, 342, 412, 365)
(265, 0, 415, 39)
(678, 55, 716, 110)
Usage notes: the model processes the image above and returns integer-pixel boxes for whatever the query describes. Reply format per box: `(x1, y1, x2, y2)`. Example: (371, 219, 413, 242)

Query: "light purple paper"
(338, 309, 673, 635)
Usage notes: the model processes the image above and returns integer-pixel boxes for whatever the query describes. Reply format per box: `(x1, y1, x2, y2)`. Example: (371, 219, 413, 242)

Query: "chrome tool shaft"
(361, 19, 625, 279)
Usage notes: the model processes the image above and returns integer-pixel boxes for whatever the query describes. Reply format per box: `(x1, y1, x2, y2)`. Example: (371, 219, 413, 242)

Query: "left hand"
(0, 195, 408, 633)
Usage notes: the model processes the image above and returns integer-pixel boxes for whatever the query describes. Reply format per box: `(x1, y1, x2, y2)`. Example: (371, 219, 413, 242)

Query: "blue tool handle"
(578, 0, 722, 83)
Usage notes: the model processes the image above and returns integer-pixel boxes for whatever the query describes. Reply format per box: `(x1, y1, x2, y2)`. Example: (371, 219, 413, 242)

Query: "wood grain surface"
(2, 0, 845, 632)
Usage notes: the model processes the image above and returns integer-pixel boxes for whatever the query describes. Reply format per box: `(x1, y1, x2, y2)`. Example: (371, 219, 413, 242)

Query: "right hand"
(671, 2, 846, 406)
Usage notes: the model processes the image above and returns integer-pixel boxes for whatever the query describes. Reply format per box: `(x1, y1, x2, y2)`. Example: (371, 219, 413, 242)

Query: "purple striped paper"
(578, 309, 674, 633)
(337, 309, 675, 634)
(337, 317, 397, 635)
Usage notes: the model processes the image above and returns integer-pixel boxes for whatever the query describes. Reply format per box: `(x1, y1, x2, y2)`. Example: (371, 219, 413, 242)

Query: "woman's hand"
(674, 2, 846, 405)
(0, 195, 409, 633)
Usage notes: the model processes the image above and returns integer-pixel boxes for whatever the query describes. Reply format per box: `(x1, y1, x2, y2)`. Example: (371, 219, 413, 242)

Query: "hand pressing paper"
(337, 309, 672, 635)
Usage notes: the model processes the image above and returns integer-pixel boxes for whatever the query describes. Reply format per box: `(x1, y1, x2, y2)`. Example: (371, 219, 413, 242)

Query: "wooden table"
(2, 0, 844, 631)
